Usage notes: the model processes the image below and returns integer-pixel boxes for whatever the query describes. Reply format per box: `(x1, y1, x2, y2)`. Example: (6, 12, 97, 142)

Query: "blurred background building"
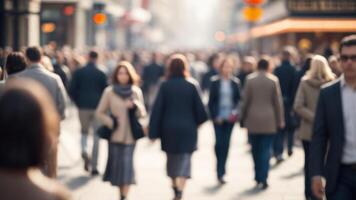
(1, 0, 356, 53)
(227, 0, 356, 56)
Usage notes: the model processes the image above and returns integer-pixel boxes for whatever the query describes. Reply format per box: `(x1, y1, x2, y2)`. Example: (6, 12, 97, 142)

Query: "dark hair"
(207, 53, 222, 68)
(25, 46, 42, 62)
(339, 34, 356, 52)
(0, 79, 59, 169)
(166, 54, 190, 79)
(112, 61, 139, 85)
(5, 52, 27, 75)
(89, 51, 98, 60)
(257, 57, 270, 71)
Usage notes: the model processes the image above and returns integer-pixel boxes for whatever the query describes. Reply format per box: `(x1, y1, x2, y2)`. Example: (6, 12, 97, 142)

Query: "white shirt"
(340, 76, 356, 164)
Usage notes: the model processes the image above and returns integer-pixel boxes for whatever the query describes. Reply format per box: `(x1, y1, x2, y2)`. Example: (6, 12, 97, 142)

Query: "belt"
(342, 163, 356, 171)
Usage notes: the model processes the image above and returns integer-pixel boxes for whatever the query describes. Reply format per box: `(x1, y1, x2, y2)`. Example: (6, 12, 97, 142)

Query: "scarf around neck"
(113, 84, 133, 99)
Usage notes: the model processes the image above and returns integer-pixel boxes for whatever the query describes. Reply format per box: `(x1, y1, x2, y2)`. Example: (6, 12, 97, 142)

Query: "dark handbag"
(128, 107, 145, 140)
(96, 126, 112, 140)
(96, 115, 117, 140)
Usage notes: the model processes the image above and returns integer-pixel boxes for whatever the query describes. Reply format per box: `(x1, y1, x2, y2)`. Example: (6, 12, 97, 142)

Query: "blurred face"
(221, 61, 233, 77)
(242, 62, 254, 73)
(116, 67, 130, 85)
(213, 57, 222, 70)
(340, 46, 356, 80)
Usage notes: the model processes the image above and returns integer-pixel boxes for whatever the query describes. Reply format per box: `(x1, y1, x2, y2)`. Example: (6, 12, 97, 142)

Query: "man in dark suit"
(69, 51, 107, 175)
(273, 48, 298, 161)
(310, 35, 356, 200)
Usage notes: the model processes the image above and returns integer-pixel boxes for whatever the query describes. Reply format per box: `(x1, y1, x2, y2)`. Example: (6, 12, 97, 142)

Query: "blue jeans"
(249, 134, 274, 183)
(273, 128, 294, 158)
(214, 122, 234, 178)
(327, 165, 356, 200)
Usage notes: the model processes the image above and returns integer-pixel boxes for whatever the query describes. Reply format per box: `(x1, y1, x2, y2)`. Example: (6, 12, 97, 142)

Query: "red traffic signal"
(93, 13, 107, 25)
(244, 0, 265, 6)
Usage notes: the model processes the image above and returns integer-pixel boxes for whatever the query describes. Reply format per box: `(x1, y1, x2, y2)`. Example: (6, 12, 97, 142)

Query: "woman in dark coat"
(149, 54, 208, 200)
(208, 57, 241, 184)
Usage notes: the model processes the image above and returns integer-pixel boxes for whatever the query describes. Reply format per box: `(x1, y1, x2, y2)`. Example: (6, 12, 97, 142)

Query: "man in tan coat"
(241, 57, 285, 189)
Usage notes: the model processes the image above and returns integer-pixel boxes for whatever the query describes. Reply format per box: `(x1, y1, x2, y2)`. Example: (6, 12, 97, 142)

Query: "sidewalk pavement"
(58, 106, 305, 200)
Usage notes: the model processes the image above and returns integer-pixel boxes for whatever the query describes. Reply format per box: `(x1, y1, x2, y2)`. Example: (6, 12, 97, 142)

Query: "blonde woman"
(293, 55, 335, 200)
(96, 61, 146, 200)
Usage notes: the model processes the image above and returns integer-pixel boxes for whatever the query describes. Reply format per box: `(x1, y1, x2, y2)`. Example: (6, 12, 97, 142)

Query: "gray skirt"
(166, 153, 192, 179)
(103, 143, 136, 186)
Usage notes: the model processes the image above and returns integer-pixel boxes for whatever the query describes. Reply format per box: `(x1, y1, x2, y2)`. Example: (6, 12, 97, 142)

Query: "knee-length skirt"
(103, 143, 136, 186)
(166, 153, 192, 179)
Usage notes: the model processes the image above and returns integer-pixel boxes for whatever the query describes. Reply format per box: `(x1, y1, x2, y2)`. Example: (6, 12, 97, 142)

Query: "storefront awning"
(228, 18, 356, 43)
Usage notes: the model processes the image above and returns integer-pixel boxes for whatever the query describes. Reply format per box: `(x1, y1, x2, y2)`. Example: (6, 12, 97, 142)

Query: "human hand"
(311, 177, 325, 200)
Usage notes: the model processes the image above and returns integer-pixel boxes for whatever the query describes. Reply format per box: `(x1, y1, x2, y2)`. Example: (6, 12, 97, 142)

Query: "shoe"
(218, 177, 227, 185)
(91, 169, 99, 176)
(275, 156, 284, 164)
(288, 150, 293, 157)
(261, 182, 268, 190)
(256, 182, 268, 190)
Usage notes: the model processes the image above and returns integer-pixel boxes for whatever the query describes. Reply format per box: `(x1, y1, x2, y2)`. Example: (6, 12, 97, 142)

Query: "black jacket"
(208, 76, 241, 120)
(141, 62, 164, 93)
(69, 62, 107, 109)
(310, 79, 346, 195)
(149, 77, 208, 153)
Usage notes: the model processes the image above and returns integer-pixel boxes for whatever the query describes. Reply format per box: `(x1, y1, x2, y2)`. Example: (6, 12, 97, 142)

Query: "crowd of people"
(0, 34, 355, 200)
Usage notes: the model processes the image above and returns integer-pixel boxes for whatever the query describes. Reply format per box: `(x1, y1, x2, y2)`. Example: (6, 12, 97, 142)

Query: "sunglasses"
(339, 55, 356, 62)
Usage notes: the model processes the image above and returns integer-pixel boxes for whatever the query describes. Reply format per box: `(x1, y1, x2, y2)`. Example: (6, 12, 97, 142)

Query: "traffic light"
(92, 2, 107, 25)
(243, 0, 264, 22)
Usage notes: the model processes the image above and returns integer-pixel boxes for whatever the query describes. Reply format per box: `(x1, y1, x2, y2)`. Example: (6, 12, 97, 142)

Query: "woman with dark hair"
(149, 54, 208, 200)
(241, 57, 285, 189)
(208, 57, 241, 184)
(201, 53, 223, 91)
(5, 52, 27, 77)
(96, 61, 146, 200)
(0, 79, 71, 200)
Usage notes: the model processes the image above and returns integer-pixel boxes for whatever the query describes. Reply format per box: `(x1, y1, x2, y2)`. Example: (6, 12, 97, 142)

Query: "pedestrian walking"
(149, 54, 208, 200)
(201, 53, 223, 92)
(96, 61, 146, 200)
(141, 52, 164, 111)
(0, 79, 71, 200)
(310, 35, 356, 200)
(273, 47, 298, 161)
(17, 46, 68, 178)
(69, 50, 108, 175)
(293, 55, 335, 200)
(208, 57, 241, 184)
(241, 57, 285, 189)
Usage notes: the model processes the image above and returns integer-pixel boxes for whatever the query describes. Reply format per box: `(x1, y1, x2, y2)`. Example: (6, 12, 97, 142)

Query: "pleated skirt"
(103, 143, 136, 186)
(166, 153, 192, 179)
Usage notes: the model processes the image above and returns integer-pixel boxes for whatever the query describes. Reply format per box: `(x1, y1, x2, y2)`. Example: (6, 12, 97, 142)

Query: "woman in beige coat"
(96, 61, 146, 200)
(241, 57, 285, 189)
(293, 55, 335, 200)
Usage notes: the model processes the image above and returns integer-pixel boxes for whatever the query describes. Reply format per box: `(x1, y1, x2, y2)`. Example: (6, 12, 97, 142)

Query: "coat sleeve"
(309, 90, 328, 177)
(68, 71, 78, 104)
(95, 88, 114, 129)
(240, 79, 251, 123)
(133, 87, 147, 118)
(273, 79, 285, 127)
(207, 81, 216, 119)
(148, 84, 164, 139)
(293, 82, 314, 122)
(55, 76, 68, 120)
(193, 83, 208, 125)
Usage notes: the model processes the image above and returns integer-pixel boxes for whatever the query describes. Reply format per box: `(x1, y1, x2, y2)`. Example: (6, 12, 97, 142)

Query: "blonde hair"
(305, 55, 335, 82)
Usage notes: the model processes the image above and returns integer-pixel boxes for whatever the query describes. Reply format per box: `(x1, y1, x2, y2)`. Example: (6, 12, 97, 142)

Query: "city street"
(58, 106, 305, 200)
